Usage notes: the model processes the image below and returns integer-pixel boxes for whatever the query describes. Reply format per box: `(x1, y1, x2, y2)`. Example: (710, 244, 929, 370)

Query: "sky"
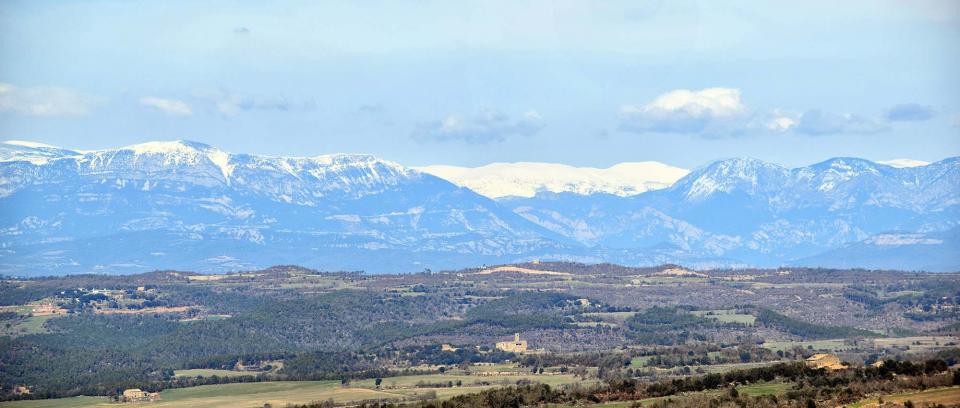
(0, 0, 958, 169)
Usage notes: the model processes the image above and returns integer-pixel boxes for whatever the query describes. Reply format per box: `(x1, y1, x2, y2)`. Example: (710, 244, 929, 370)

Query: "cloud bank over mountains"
(413, 110, 545, 144)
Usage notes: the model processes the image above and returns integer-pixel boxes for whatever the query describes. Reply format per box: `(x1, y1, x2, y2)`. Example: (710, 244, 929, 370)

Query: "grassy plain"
(691, 309, 756, 325)
(173, 369, 259, 378)
(0, 371, 585, 408)
(0, 314, 56, 337)
(848, 386, 960, 408)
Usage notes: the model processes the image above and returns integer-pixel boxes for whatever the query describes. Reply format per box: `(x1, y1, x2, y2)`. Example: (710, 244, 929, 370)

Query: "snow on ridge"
(3, 140, 64, 149)
(416, 161, 689, 198)
(677, 157, 787, 200)
(865, 233, 943, 246)
(118, 140, 214, 156)
(0, 140, 82, 165)
(878, 158, 931, 168)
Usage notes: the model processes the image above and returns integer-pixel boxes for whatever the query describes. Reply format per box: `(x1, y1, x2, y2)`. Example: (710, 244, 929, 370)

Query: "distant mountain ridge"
(0, 140, 957, 275)
(416, 161, 688, 198)
(502, 156, 960, 270)
(0, 140, 578, 275)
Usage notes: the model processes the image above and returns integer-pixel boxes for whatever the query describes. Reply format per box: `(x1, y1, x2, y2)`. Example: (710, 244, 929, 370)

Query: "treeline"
(754, 308, 877, 339)
(464, 291, 578, 331)
(398, 345, 516, 366)
(623, 307, 733, 345)
(0, 289, 474, 400)
(0, 289, 595, 400)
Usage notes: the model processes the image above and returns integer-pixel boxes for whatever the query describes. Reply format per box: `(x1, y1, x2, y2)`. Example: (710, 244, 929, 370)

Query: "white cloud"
(762, 109, 799, 132)
(140, 97, 192, 116)
(619, 87, 747, 134)
(413, 110, 544, 144)
(619, 87, 897, 138)
(0, 83, 101, 116)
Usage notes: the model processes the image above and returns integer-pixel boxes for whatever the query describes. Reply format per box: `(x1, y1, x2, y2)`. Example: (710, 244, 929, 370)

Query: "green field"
(550, 382, 790, 407)
(748, 282, 846, 289)
(0, 372, 585, 408)
(581, 311, 636, 319)
(174, 369, 260, 378)
(464, 363, 528, 373)
(0, 381, 403, 408)
(691, 309, 756, 325)
(848, 386, 960, 408)
(629, 355, 654, 367)
(0, 397, 109, 408)
(688, 361, 779, 374)
(736, 382, 792, 397)
(354, 372, 582, 389)
(0, 314, 56, 337)
(873, 336, 959, 351)
(761, 339, 850, 353)
(572, 321, 619, 328)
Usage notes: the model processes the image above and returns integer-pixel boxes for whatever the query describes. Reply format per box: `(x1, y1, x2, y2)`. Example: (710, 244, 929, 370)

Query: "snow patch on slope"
(3, 140, 63, 149)
(878, 159, 930, 168)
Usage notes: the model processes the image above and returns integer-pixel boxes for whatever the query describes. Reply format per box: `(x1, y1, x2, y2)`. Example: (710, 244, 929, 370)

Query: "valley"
(1, 263, 957, 407)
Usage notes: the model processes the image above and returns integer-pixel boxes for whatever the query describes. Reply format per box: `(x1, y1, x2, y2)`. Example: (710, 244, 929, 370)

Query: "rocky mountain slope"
(0, 140, 576, 275)
(502, 157, 960, 269)
(1, 140, 956, 275)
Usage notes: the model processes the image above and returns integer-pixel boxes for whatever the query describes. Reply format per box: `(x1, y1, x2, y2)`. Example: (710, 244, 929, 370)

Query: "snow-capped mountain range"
(416, 162, 688, 198)
(1, 140, 957, 275)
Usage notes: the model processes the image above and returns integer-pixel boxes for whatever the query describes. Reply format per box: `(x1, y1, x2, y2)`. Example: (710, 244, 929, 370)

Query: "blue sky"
(1, 0, 958, 168)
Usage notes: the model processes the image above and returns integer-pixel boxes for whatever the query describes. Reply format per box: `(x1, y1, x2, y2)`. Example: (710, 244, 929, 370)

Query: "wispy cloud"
(140, 97, 192, 116)
(884, 103, 937, 122)
(793, 110, 887, 135)
(0, 83, 102, 116)
(233, 27, 251, 35)
(413, 110, 544, 144)
(194, 89, 315, 116)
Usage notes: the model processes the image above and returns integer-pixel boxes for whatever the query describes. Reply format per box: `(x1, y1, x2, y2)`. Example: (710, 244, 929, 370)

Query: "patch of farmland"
(691, 309, 756, 325)
(849, 385, 960, 408)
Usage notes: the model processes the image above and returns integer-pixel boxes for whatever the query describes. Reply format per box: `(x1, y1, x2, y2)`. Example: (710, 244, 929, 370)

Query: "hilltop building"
(441, 344, 459, 352)
(121, 388, 159, 402)
(495, 333, 528, 353)
(805, 354, 845, 370)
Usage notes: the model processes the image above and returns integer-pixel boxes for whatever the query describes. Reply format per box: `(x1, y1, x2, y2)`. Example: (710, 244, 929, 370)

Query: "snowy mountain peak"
(0, 140, 424, 201)
(674, 157, 788, 200)
(119, 140, 217, 155)
(416, 161, 688, 198)
(98, 140, 236, 182)
(1, 140, 81, 165)
(806, 157, 886, 179)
